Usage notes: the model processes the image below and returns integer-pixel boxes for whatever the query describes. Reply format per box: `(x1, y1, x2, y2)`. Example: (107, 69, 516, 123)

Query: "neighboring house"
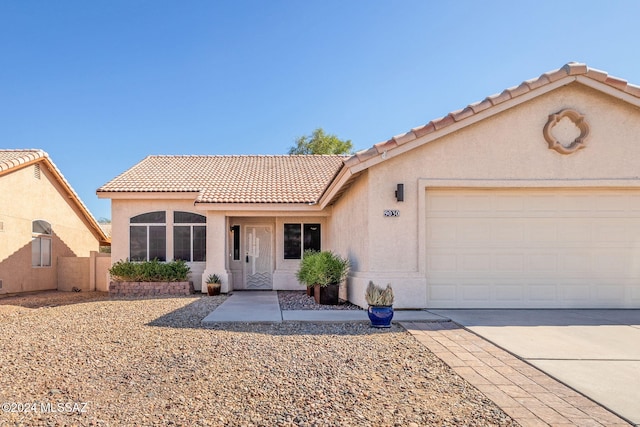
(0, 150, 109, 294)
(98, 63, 640, 309)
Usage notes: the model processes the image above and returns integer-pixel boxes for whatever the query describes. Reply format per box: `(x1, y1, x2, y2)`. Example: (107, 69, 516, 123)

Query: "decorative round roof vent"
(543, 109, 589, 154)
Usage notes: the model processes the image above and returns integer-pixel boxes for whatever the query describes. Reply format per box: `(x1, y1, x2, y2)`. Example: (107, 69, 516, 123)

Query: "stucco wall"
(95, 253, 111, 292)
(333, 82, 640, 308)
(0, 164, 100, 294)
(58, 257, 90, 291)
(327, 171, 373, 306)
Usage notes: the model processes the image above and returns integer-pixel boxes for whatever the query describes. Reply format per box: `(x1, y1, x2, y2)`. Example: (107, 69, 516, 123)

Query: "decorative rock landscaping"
(0, 291, 516, 426)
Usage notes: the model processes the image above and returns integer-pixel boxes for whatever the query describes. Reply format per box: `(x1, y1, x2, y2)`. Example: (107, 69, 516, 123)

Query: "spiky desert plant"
(365, 281, 394, 306)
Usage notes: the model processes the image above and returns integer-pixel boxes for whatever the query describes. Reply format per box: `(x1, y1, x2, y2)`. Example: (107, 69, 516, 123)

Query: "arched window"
(32, 220, 52, 267)
(173, 211, 206, 262)
(130, 211, 166, 261)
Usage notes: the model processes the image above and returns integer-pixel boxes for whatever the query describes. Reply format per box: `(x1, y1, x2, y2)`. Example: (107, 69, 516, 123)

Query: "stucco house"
(0, 149, 110, 294)
(98, 63, 640, 309)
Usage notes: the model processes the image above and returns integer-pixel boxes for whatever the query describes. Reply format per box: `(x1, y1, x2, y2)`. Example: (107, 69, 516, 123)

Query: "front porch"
(199, 212, 330, 294)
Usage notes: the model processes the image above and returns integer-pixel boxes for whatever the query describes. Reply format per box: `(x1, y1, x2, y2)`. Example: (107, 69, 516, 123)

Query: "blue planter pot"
(367, 305, 394, 328)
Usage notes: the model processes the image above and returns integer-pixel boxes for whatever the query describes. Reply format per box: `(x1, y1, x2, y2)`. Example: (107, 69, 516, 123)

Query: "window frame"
(283, 223, 321, 260)
(173, 211, 206, 262)
(32, 220, 52, 268)
(129, 211, 166, 262)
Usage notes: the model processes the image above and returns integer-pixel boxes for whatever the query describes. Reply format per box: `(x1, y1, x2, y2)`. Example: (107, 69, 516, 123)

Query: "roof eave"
(39, 157, 109, 245)
(97, 191, 202, 200)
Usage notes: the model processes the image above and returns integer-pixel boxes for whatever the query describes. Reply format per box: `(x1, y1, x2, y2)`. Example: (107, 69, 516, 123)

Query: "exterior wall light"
(395, 183, 404, 202)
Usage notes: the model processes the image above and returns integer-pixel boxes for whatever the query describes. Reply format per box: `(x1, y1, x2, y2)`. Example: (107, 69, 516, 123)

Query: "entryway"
(243, 225, 273, 290)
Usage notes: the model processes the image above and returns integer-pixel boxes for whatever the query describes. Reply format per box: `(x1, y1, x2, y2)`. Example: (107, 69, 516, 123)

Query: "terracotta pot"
(207, 283, 221, 296)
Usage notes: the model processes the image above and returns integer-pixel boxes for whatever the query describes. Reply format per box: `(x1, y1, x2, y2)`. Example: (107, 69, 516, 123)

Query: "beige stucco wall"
(95, 253, 111, 292)
(0, 164, 101, 294)
(58, 257, 90, 291)
(333, 82, 640, 308)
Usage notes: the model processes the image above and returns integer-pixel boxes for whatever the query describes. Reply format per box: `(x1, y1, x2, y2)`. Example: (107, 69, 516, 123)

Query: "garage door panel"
(528, 283, 559, 303)
(527, 253, 559, 272)
(494, 253, 525, 272)
(426, 189, 640, 308)
(461, 283, 492, 302)
(559, 251, 592, 274)
(460, 253, 492, 272)
(592, 251, 632, 274)
(558, 282, 591, 304)
(428, 283, 457, 305)
(494, 283, 525, 302)
(594, 285, 626, 304)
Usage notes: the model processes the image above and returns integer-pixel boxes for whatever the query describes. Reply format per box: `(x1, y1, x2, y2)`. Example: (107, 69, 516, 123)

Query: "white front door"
(243, 225, 273, 289)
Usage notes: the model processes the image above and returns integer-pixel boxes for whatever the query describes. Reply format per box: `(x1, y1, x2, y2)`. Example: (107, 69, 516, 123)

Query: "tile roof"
(346, 62, 640, 168)
(98, 155, 346, 204)
(0, 149, 48, 172)
(0, 149, 109, 244)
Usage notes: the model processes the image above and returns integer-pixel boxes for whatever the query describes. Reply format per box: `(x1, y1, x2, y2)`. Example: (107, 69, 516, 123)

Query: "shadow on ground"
(0, 290, 109, 308)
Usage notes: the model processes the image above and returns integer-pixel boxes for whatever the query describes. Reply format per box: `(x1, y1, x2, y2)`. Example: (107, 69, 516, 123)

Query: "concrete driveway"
(430, 309, 640, 426)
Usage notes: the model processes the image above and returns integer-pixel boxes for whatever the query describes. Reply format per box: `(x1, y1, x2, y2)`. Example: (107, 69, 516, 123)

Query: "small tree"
(288, 128, 353, 155)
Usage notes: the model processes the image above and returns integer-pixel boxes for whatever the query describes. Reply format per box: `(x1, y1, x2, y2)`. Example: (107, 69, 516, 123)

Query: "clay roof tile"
(98, 155, 345, 204)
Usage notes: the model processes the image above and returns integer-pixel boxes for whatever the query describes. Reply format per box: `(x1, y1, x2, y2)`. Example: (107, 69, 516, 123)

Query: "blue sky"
(2, 1, 640, 220)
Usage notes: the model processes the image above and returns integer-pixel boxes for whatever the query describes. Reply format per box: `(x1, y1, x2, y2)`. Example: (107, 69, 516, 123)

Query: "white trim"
(575, 76, 640, 108)
(194, 205, 332, 216)
(417, 178, 640, 188)
(98, 192, 201, 200)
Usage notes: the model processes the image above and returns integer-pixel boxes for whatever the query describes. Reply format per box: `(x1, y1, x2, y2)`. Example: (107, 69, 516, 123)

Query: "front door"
(243, 225, 273, 289)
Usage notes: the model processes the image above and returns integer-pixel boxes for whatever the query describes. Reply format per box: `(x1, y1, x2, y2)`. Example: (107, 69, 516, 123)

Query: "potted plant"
(205, 274, 222, 296)
(365, 281, 394, 328)
(295, 250, 350, 305)
(295, 250, 318, 297)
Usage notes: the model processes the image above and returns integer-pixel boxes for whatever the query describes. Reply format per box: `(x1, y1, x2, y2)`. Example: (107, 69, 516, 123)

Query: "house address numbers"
(383, 209, 400, 217)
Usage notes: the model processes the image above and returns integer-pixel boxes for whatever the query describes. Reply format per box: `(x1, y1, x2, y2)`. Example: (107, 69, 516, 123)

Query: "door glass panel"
(245, 226, 272, 289)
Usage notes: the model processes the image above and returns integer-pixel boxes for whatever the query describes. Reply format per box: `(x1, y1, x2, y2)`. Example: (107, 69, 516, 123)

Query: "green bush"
(109, 259, 191, 282)
(295, 250, 350, 287)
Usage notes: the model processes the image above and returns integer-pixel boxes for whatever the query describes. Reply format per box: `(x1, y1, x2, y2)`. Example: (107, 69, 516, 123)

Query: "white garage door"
(426, 189, 640, 308)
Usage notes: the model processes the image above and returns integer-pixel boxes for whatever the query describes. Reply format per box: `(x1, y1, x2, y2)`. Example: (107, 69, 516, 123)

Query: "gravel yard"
(0, 291, 516, 426)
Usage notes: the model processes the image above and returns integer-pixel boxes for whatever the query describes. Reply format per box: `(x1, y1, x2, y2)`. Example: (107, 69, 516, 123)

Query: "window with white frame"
(129, 211, 166, 261)
(32, 220, 52, 267)
(284, 223, 321, 259)
(173, 211, 206, 262)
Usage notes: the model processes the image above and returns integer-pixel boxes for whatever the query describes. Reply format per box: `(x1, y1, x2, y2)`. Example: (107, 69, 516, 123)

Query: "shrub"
(109, 259, 191, 282)
(295, 250, 350, 287)
(365, 281, 394, 306)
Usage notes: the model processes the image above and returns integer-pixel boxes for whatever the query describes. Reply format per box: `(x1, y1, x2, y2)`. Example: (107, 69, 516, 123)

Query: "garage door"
(426, 189, 640, 308)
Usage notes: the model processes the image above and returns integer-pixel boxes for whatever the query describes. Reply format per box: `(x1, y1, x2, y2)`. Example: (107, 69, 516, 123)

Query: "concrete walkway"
(201, 291, 446, 324)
